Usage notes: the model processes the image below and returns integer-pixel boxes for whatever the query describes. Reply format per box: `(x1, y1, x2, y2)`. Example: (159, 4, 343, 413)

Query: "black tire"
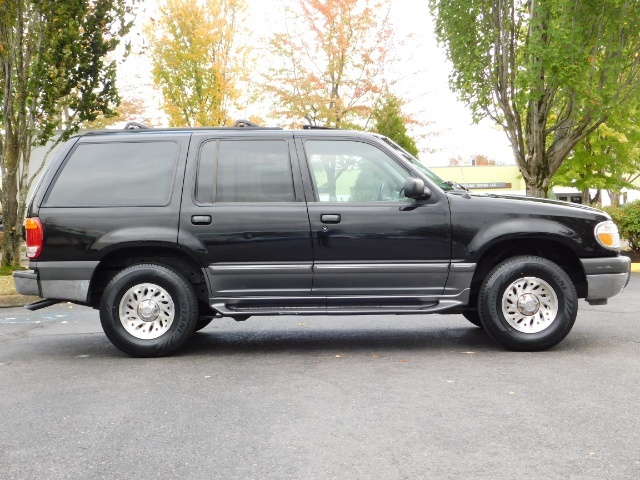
(462, 310, 484, 329)
(100, 263, 199, 357)
(194, 317, 214, 332)
(478, 256, 577, 351)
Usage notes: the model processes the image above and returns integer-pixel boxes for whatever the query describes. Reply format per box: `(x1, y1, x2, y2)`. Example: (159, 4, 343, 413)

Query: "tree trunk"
(1, 133, 23, 268)
(525, 183, 549, 198)
(608, 190, 621, 207)
(522, 144, 551, 198)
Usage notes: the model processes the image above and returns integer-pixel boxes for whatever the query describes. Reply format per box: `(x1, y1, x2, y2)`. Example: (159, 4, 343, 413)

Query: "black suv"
(14, 122, 631, 356)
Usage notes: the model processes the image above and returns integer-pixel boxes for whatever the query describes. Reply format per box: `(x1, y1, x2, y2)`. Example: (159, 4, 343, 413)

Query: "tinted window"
(304, 140, 409, 202)
(197, 140, 295, 203)
(46, 141, 178, 206)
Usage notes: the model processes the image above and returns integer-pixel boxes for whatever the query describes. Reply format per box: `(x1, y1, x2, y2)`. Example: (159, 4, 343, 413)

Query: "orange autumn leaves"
(267, 0, 395, 128)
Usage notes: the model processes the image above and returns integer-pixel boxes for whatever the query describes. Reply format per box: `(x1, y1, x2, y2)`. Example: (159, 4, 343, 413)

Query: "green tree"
(146, 0, 249, 127)
(372, 94, 419, 157)
(552, 105, 640, 205)
(603, 201, 640, 250)
(266, 0, 395, 128)
(0, 0, 132, 267)
(430, 0, 640, 197)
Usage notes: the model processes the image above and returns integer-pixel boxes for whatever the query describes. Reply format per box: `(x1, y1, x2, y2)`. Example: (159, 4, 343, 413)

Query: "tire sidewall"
(100, 264, 198, 357)
(479, 257, 577, 351)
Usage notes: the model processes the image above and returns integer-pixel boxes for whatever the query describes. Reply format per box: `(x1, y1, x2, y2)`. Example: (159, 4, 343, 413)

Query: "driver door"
(297, 137, 451, 300)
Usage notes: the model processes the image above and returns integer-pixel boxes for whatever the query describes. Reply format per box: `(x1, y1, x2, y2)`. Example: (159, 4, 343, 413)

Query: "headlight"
(594, 221, 621, 250)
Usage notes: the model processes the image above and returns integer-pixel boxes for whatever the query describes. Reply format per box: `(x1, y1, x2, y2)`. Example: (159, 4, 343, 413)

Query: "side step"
(212, 300, 463, 317)
(25, 299, 61, 311)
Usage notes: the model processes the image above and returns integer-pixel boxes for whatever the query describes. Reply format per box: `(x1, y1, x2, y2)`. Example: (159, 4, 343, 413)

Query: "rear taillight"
(25, 217, 43, 259)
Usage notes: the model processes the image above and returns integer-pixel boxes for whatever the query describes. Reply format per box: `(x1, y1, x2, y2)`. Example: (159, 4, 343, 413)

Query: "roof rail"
(233, 119, 261, 128)
(124, 122, 150, 130)
(302, 124, 335, 130)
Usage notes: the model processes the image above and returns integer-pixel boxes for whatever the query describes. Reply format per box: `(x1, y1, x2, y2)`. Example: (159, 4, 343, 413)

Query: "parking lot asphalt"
(0, 275, 638, 480)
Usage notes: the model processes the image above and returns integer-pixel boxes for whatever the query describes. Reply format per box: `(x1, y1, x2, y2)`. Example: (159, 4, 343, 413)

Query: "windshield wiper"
(443, 180, 469, 192)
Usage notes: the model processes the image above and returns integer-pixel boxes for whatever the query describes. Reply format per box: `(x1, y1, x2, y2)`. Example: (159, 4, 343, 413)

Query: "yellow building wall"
(431, 165, 526, 193)
(428, 165, 640, 203)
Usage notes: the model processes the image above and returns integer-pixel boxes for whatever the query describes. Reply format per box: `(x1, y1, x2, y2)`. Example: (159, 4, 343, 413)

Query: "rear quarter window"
(45, 141, 179, 207)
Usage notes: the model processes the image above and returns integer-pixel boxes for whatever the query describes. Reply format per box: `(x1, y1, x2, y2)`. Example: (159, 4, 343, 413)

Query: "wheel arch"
(88, 246, 210, 309)
(467, 238, 587, 309)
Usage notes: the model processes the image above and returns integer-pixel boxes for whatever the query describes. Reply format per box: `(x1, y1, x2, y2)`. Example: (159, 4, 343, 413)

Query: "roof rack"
(233, 119, 262, 128)
(302, 124, 335, 130)
(122, 119, 265, 130)
(123, 122, 150, 130)
(76, 119, 288, 136)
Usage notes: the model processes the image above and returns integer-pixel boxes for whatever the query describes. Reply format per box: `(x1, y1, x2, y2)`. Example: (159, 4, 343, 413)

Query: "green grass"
(0, 265, 27, 276)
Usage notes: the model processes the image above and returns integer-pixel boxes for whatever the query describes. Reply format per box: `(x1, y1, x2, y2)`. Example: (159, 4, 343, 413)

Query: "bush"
(603, 201, 640, 251)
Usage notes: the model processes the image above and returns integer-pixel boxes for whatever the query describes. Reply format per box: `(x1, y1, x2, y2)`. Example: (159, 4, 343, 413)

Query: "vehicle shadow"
(3, 321, 585, 360)
(180, 325, 499, 357)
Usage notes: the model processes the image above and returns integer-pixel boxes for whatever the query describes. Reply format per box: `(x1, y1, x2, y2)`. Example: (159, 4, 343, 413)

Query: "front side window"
(46, 141, 179, 207)
(304, 140, 410, 202)
(197, 140, 295, 203)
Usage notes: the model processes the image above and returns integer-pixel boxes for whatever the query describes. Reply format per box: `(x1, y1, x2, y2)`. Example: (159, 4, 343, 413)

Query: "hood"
(461, 192, 610, 217)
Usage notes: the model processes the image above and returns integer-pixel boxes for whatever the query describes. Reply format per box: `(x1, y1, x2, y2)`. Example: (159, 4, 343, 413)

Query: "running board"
(211, 297, 468, 317)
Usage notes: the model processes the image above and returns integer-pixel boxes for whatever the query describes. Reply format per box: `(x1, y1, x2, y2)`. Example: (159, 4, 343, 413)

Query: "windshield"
(374, 135, 455, 191)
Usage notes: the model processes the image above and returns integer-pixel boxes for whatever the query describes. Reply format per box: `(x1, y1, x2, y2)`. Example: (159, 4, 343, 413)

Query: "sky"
(117, 0, 515, 166)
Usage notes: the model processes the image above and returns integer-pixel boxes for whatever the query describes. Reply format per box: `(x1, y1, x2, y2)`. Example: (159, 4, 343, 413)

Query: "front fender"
(468, 218, 584, 260)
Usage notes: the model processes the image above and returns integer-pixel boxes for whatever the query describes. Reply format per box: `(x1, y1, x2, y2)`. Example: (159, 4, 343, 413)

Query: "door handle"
(191, 215, 212, 225)
(321, 214, 341, 224)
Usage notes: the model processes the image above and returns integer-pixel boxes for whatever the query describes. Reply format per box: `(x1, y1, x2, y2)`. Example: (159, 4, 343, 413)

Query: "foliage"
(430, 0, 640, 197)
(448, 154, 496, 166)
(146, 0, 249, 127)
(82, 96, 155, 129)
(471, 154, 496, 166)
(0, 265, 27, 277)
(0, 0, 133, 267)
(552, 104, 640, 205)
(603, 201, 640, 251)
(266, 0, 395, 128)
(372, 94, 419, 157)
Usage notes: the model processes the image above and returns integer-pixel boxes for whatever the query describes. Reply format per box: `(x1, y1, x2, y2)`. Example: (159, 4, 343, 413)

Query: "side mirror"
(404, 177, 431, 200)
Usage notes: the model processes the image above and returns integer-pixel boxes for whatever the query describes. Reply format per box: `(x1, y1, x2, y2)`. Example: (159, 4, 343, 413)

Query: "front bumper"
(580, 257, 631, 304)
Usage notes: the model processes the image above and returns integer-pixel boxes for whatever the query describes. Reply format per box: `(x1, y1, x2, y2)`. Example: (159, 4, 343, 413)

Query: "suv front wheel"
(478, 256, 578, 351)
(100, 264, 199, 357)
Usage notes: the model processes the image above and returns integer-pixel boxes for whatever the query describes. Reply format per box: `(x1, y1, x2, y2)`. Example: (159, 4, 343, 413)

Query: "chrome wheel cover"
(501, 277, 558, 333)
(118, 283, 175, 339)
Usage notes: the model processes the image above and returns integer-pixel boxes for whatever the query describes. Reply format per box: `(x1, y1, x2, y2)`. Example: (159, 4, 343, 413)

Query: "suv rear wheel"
(100, 264, 198, 357)
(478, 256, 577, 351)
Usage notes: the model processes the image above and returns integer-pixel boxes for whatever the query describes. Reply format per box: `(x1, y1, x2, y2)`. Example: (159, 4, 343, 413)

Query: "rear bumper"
(580, 257, 631, 303)
(13, 270, 40, 296)
(13, 261, 98, 303)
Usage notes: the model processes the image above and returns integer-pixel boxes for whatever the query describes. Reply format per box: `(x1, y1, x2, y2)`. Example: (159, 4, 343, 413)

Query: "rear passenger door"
(179, 132, 314, 298)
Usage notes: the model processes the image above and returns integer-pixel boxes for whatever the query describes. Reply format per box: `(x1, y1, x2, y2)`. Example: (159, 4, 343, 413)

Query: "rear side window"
(196, 140, 295, 203)
(45, 141, 179, 207)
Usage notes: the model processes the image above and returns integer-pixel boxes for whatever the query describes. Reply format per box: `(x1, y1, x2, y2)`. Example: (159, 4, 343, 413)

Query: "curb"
(0, 295, 40, 308)
(632, 263, 640, 273)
